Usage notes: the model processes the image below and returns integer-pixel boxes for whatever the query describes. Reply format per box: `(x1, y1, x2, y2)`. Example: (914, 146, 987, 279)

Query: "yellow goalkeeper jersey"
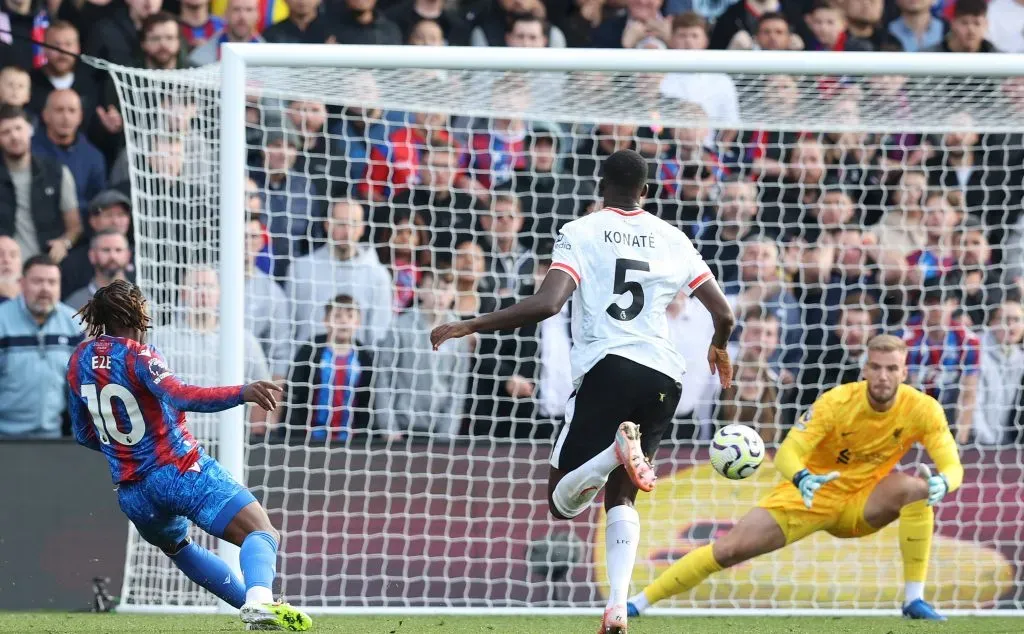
(774, 382, 963, 503)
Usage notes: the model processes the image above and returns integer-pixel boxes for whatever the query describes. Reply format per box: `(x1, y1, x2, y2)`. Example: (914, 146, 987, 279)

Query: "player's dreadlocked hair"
(77, 279, 151, 339)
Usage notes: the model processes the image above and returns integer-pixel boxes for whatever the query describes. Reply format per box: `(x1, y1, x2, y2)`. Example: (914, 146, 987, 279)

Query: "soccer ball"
(710, 424, 765, 480)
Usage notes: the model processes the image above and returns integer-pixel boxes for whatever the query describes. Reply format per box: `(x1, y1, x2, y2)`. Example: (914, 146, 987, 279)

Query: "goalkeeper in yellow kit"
(628, 335, 963, 620)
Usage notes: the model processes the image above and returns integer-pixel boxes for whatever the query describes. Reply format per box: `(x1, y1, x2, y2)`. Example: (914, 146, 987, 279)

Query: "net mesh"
(105, 60, 1024, 611)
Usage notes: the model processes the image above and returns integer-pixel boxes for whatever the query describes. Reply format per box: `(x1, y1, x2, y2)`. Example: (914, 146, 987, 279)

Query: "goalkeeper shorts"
(117, 452, 256, 550)
(758, 482, 879, 545)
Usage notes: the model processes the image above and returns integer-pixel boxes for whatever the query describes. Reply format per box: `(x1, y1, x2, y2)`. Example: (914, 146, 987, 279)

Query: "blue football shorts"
(117, 451, 256, 550)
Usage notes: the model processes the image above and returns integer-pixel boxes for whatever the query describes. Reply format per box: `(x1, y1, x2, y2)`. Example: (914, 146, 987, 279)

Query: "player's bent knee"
(903, 475, 929, 506)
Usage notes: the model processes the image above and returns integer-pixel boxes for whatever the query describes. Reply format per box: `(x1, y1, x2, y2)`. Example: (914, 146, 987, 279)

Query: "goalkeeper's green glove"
(916, 464, 949, 506)
(792, 469, 841, 508)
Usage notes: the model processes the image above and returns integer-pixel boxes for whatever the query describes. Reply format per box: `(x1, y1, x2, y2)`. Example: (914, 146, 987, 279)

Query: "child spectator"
(926, 0, 997, 52)
(0, 66, 30, 111)
(179, 0, 226, 48)
(375, 266, 470, 438)
(286, 294, 375, 443)
(805, 0, 873, 50)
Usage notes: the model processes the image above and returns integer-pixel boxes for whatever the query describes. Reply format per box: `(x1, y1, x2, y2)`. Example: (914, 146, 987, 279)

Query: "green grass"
(2, 614, 1022, 634)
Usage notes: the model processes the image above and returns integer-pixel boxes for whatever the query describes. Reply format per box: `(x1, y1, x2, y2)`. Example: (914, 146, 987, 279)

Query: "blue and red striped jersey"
(66, 335, 245, 484)
(903, 324, 981, 401)
(180, 17, 225, 48)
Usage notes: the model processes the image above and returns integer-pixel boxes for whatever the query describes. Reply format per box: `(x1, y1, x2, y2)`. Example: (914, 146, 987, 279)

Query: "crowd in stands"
(1, 0, 1023, 447)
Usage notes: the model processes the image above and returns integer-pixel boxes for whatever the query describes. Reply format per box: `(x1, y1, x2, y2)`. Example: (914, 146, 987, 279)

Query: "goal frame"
(202, 44, 1024, 617)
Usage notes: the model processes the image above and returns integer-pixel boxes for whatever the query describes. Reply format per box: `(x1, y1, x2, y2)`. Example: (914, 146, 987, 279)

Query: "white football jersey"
(550, 207, 713, 386)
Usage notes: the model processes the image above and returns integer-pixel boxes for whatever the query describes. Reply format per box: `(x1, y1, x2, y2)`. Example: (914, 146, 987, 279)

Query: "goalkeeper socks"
(605, 505, 641, 607)
(240, 530, 279, 604)
(642, 543, 723, 605)
(170, 541, 246, 608)
(552, 445, 620, 518)
(900, 499, 933, 605)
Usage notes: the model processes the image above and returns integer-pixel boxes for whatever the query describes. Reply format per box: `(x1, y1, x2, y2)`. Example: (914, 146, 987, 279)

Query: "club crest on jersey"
(796, 407, 813, 431)
(149, 357, 172, 384)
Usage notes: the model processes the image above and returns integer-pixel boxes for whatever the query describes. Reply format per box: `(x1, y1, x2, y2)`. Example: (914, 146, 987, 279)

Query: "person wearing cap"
(903, 286, 981, 444)
(63, 229, 133, 312)
(60, 189, 134, 301)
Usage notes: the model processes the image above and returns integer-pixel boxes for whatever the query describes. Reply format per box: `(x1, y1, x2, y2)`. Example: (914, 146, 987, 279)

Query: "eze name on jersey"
(604, 230, 656, 248)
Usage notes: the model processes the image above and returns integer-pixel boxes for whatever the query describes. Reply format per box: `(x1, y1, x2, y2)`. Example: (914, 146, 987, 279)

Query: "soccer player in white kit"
(430, 150, 736, 633)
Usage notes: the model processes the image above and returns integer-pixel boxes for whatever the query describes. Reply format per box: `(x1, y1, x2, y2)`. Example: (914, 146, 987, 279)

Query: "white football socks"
(605, 505, 641, 608)
(245, 585, 273, 605)
(552, 445, 620, 518)
(904, 581, 924, 605)
(628, 590, 649, 612)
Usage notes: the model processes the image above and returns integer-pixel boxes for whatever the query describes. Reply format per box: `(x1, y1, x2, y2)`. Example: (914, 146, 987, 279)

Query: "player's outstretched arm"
(430, 269, 576, 350)
(690, 279, 736, 389)
(137, 351, 280, 413)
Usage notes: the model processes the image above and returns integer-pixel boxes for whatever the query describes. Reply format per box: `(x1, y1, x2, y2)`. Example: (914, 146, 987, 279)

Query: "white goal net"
(103, 48, 1024, 613)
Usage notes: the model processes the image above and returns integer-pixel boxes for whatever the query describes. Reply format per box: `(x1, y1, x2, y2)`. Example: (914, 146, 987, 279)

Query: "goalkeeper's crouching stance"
(628, 335, 963, 621)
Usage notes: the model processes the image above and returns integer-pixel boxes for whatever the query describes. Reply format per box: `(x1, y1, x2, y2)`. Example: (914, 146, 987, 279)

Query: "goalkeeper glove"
(792, 469, 841, 508)
(916, 464, 949, 506)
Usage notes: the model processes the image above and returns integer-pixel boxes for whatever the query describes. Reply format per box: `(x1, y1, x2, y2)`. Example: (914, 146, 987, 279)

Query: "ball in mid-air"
(710, 424, 765, 480)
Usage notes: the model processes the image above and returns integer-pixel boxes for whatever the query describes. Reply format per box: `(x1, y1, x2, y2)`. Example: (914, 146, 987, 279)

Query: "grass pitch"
(2, 613, 1022, 634)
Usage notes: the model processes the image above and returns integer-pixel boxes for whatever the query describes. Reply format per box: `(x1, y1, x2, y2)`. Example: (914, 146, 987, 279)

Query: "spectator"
(750, 12, 803, 51)
(711, 1, 803, 50)
(0, 105, 81, 263)
(84, 0, 162, 69)
(788, 187, 858, 244)
(263, 0, 332, 43)
(591, 0, 671, 49)
(63, 229, 132, 311)
(189, 0, 265, 66)
(567, 122, 637, 190)
(179, 0, 226, 49)
(0, 66, 30, 113)
(873, 168, 928, 264)
(406, 17, 445, 44)
(464, 78, 530, 191)
(285, 294, 375, 442)
(470, 0, 566, 47)
(363, 109, 449, 202)
(328, 0, 403, 45)
(244, 213, 292, 379)
(376, 208, 423, 313)
(666, 289, 715, 442)
(532, 252, 573, 425)
(956, 217, 1002, 328)
(60, 189, 134, 301)
(797, 299, 877, 406)
(904, 286, 980, 443)
(393, 134, 477, 254)
(659, 13, 740, 145)
(887, 0, 946, 52)
(211, 0, 286, 33)
(289, 199, 393, 347)
(327, 71, 401, 199)
(508, 123, 590, 247)
(926, 0, 997, 52)
(452, 238, 490, 317)
(479, 193, 536, 301)
(140, 12, 190, 70)
(386, 0, 470, 45)
(375, 266, 470, 438)
(906, 190, 958, 287)
(699, 306, 782, 444)
(759, 137, 831, 239)
(648, 102, 719, 227)
(283, 99, 341, 200)
(843, 0, 892, 50)
(32, 89, 106, 218)
(0, 234, 20, 302)
(29, 22, 98, 131)
(251, 123, 326, 278)
(694, 177, 757, 289)
(0, 254, 82, 438)
(0, 0, 49, 71)
(149, 266, 272, 422)
(736, 74, 801, 179)
(987, 0, 1024, 53)
(805, 0, 873, 51)
(976, 299, 1024, 444)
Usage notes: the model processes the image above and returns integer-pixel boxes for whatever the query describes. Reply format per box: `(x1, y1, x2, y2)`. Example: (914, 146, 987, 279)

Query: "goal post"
(102, 44, 1024, 614)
